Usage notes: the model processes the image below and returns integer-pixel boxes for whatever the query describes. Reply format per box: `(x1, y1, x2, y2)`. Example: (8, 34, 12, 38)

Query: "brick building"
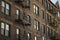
(0, 0, 60, 40)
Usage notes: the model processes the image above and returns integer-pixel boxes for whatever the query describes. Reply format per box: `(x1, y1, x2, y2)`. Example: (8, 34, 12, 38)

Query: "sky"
(51, 0, 60, 4)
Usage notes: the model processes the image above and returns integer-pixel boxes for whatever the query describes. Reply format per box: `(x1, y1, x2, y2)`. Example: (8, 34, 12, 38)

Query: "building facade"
(0, 0, 60, 40)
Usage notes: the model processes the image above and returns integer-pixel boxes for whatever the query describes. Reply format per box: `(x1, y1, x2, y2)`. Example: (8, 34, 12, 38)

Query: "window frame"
(16, 9, 20, 20)
(0, 22, 10, 37)
(34, 20, 40, 30)
(33, 4, 39, 16)
(1, 1, 11, 16)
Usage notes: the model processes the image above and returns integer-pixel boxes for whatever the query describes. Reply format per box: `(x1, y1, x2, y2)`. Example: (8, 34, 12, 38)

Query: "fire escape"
(14, 0, 31, 26)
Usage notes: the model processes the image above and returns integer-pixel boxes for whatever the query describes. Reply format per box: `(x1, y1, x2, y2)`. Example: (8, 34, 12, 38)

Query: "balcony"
(58, 17, 60, 21)
(50, 36, 56, 40)
(14, 0, 23, 3)
(14, 0, 30, 8)
(22, 2, 30, 8)
(0, 12, 23, 26)
(23, 20, 31, 26)
(50, 33, 60, 40)
(15, 19, 23, 24)
(49, 22, 53, 26)
(48, 21, 58, 28)
(48, 9, 52, 12)
(22, 13, 31, 26)
(21, 0, 30, 8)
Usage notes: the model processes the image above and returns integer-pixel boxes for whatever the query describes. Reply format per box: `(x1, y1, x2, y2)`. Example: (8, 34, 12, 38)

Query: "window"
(5, 24, 10, 36)
(1, 22, 10, 37)
(43, 0, 45, 6)
(27, 33, 31, 40)
(45, 13, 47, 22)
(1, 1, 10, 16)
(40, 25, 43, 36)
(47, 4, 50, 10)
(58, 12, 60, 17)
(16, 29, 19, 35)
(47, 27, 49, 36)
(45, 1, 48, 9)
(6, 3, 10, 15)
(42, 11, 45, 19)
(42, 25, 45, 34)
(42, 36, 45, 40)
(1, 22, 4, 35)
(39, 0, 42, 4)
(16, 29, 20, 40)
(34, 20, 40, 30)
(50, 30, 53, 37)
(47, 14, 49, 22)
(1, 1, 5, 13)
(49, 16, 51, 23)
(35, 36, 37, 40)
(16, 10, 20, 20)
(27, 0, 30, 6)
(34, 5, 39, 16)
(26, 15, 31, 23)
(23, 13, 27, 20)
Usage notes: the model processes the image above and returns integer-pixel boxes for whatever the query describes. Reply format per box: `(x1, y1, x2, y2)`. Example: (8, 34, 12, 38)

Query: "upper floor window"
(42, 11, 45, 19)
(1, 22, 10, 37)
(42, 36, 45, 40)
(16, 10, 20, 20)
(35, 36, 37, 40)
(26, 15, 31, 23)
(16, 29, 20, 40)
(16, 29, 20, 35)
(34, 5, 39, 16)
(47, 27, 49, 36)
(1, 1, 5, 13)
(27, 0, 30, 6)
(27, 33, 31, 40)
(34, 20, 40, 30)
(58, 12, 60, 17)
(1, 1, 11, 16)
(5, 24, 10, 36)
(48, 4, 50, 10)
(1, 22, 4, 35)
(39, 0, 42, 4)
(49, 16, 51, 23)
(43, 25, 45, 34)
(6, 3, 10, 15)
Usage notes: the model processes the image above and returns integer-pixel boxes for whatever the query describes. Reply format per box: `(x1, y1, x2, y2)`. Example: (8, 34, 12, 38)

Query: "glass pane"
(6, 24, 9, 30)
(35, 36, 37, 40)
(1, 29, 4, 35)
(6, 3, 9, 9)
(58, 12, 60, 17)
(34, 5, 35, 13)
(42, 36, 45, 40)
(27, 16, 30, 21)
(34, 20, 36, 29)
(5, 30, 9, 36)
(16, 29, 19, 34)
(6, 9, 9, 15)
(36, 21, 38, 30)
(27, 33, 30, 38)
(27, 0, 30, 6)
(1, 22, 4, 29)
(16, 10, 20, 19)
(16, 10, 19, 15)
(1, 7, 5, 13)
(36, 7, 38, 15)
(1, 1, 5, 7)
(27, 33, 31, 40)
